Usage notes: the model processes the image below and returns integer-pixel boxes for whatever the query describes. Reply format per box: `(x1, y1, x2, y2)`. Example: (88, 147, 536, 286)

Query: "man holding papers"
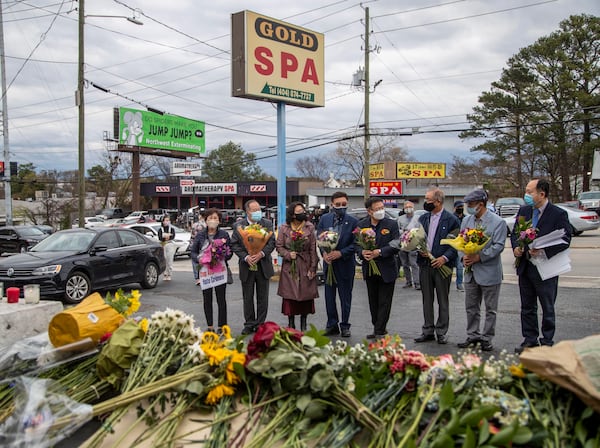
(511, 178, 571, 354)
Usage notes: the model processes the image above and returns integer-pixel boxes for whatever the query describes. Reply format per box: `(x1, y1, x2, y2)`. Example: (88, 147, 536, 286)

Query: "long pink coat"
(276, 221, 319, 301)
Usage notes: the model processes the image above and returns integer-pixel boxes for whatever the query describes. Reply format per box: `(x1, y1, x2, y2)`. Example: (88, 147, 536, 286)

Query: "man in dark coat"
(414, 187, 461, 344)
(230, 200, 276, 335)
(355, 197, 400, 339)
(316, 191, 358, 337)
(511, 178, 571, 354)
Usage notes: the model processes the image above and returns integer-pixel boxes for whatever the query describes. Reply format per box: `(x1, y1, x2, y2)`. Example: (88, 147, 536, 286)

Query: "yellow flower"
(205, 383, 235, 405)
(509, 364, 526, 378)
(138, 318, 149, 333)
(225, 351, 246, 384)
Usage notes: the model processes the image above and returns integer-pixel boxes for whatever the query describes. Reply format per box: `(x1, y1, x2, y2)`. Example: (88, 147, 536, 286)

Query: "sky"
(2, 0, 599, 180)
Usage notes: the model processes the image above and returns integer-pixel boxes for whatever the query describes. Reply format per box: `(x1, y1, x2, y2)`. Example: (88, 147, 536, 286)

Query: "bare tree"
(294, 155, 332, 181)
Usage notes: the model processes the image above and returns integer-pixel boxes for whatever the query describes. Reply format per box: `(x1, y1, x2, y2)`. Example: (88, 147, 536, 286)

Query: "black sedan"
(0, 225, 48, 255)
(0, 228, 166, 304)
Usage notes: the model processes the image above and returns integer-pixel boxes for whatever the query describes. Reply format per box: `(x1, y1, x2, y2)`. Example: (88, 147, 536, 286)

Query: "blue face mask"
(467, 206, 478, 215)
(250, 211, 262, 222)
(523, 193, 535, 207)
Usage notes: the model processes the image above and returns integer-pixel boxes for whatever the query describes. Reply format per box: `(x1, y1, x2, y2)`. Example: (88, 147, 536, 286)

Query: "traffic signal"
(10, 162, 17, 177)
(0, 161, 4, 177)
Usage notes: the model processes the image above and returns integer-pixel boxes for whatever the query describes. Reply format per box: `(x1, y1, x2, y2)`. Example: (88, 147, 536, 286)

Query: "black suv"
(0, 225, 49, 255)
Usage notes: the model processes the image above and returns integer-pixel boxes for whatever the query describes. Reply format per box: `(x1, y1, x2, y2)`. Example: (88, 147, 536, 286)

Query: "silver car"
(124, 223, 192, 257)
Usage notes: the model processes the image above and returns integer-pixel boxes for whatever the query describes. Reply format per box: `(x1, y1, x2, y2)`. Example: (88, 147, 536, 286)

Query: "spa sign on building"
(231, 10, 325, 108)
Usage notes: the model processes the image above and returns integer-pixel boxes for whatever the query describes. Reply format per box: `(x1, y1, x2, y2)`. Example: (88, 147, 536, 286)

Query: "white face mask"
(373, 209, 386, 221)
(404, 207, 414, 214)
(206, 219, 219, 229)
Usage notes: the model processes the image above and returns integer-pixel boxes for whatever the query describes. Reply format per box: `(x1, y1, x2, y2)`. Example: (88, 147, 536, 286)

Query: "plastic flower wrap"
(400, 226, 452, 278)
(288, 229, 307, 280)
(317, 230, 339, 285)
(514, 216, 538, 268)
(238, 224, 273, 271)
(200, 237, 231, 273)
(353, 227, 381, 277)
(441, 226, 490, 273)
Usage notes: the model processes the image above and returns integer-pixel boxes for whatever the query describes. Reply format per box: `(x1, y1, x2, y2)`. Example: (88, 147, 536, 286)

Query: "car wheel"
(141, 262, 159, 289)
(64, 271, 91, 304)
(571, 225, 583, 237)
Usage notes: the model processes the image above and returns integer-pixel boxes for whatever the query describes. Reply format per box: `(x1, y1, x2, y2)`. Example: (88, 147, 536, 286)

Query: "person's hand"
(245, 255, 257, 267)
(430, 256, 446, 269)
(463, 254, 480, 267)
(362, 249, 374, 261)
(529, 248, 542, 258)
(307, 270, 315, 280)
(513, 247, 524, 258)
(290, 251, 297, 260)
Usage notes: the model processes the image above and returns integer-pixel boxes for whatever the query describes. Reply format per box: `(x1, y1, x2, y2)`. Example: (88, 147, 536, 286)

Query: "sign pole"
(276, 102, 286, 231)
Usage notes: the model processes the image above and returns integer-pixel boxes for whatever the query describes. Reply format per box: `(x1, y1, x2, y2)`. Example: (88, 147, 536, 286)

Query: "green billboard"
(118, 107, 205, 155)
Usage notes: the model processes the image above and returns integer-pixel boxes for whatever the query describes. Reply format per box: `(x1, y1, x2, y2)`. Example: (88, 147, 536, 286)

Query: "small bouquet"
(353, 227, 381, 277)
(400, 226, 452, 278)
(441, 226, 490, 273)
(200, 238, 231, 273)
(238, 224, 273, 271)
(289, 229, 306, 280)
(317, 230, 339, 285)
(513, 216, 538, 268)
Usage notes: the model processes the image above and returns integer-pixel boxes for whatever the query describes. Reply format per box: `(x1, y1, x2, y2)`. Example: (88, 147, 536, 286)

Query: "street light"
(77, 1, 142, 227)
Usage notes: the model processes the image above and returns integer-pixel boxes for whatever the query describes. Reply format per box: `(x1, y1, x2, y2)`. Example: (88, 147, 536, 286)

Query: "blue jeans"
(455, 257, 463, 287)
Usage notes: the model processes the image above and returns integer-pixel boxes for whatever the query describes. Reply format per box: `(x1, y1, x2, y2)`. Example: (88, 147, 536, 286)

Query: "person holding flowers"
(190, 208, 233, 332)
(276, 202, 319, 331)
(415, 187, 461, 345)
(510, 178, 571, 354)
(230, 200, 276, 335)
(456, 189, 506, 351)
(316, 191, 358, 338)
(355, 197, 399, 339)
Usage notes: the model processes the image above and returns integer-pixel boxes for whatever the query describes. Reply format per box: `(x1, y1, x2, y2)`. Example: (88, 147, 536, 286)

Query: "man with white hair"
(397, 201, 420, 290)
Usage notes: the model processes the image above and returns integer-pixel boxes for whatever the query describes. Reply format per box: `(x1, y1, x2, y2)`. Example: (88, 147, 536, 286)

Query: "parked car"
(0, 225, 49, 255)
(31, 224, 54, 235)
(96, 208, 128, 220)
(125, 223, 192, 257)
(125, 210, 149, 220)
(578, 191, 600, 213)
(503, 204, 599, 236)
(221, 209, 245, 227)
(0, 228, 166, 303)
(495, 197, 525, 218)
(72, 216, 106, 229)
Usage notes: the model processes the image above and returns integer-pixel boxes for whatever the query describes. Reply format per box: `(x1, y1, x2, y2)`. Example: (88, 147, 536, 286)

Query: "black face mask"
(456, 208, 464, 215)
(333, 206, 347, 216)
(423, 202, 436, 212)
(294, 213, 307, 222)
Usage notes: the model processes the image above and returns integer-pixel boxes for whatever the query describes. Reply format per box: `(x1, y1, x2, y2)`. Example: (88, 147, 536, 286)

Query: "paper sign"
(199, 265, 227, 290)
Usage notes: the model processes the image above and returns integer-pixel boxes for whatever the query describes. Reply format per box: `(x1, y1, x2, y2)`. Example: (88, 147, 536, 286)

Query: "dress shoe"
(480, 341, 494, 352)
(515, 341, 540, 354)
(341, 328, 351, 338)
(415, 285, 421, 290)
(366, 333, 376, 339)
(241, 327, 254, 335)
(437, 335, 448, 344)
(324, 326, 340, 336)
(402, 283, 413, 289)
(414, 334, 435, 343)
(457, 338, 480, 348)
(457, 284, 464, 291)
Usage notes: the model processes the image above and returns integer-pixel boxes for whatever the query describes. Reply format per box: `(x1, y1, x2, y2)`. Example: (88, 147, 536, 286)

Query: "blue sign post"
(277, 102, 286, 232)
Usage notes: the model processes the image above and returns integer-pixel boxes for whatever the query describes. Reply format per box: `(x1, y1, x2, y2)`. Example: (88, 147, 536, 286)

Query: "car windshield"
(31, 231, 95, 252)
(580, 192, 600, 200)
(16, 227, 45, 237)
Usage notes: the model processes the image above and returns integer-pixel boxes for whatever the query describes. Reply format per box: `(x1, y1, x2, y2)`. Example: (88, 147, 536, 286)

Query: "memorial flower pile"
(317, 230, 339, 285)
(238, 224, 273, 271)
(354, 227, 382, 276)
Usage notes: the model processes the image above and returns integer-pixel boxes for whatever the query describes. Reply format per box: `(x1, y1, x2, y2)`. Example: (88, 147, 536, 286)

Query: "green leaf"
(305, 324, 330, 347)
(310, 369, 335, 393)
(575, 420, 587, 445)
(512, 426, 533, 445)
(438, 380, 455, 411)
(301, 335, 317, 347)
(295, 393, 312, 411)
(431, 434, 454, 448)
(304, 399, 327, 420)
(459, 406, 499, 427)
(478, 419, 490, 446)
(183, 380, 205, 395)
(463, 426, 475, 448)
(488, 421, 518, 446)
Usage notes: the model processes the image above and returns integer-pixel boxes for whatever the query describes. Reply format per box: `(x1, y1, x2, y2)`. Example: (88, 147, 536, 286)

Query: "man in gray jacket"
(457, 189, 506, 351)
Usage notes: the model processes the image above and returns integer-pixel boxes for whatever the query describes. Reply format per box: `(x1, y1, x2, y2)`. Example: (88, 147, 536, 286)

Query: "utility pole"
(77, 0, 85, 227)
(363, 6, 370, 199)
(0, 1, 12, 225)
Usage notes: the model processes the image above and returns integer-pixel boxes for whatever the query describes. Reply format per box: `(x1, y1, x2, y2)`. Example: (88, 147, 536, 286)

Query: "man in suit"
(457, 189, 506, 351)
(230, 199, 276, 335)
(511, 178, 571, 354)
(356, 197, 400, 339)
(316, 191, 358, 337)
(415, 187, 461, 344)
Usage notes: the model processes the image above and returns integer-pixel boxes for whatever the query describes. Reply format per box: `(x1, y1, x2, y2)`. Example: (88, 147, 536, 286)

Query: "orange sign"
(369, 181, 403, 196)
(369, 163, 385, 179)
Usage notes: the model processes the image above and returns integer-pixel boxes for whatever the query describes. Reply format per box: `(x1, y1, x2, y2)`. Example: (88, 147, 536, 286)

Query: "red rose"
(283, 327, 303, 342)
(253, 321, 280, 347)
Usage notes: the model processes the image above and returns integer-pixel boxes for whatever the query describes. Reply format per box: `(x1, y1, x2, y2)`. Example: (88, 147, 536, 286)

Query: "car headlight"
(32, 265, 62, 276)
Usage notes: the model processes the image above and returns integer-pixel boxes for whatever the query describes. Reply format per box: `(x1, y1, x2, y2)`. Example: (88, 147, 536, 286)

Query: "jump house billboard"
(231, 10, 325, 108)
(116, 107, 205, 158)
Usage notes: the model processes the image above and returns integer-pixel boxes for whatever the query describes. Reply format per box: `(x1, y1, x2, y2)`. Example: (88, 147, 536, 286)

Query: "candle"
(24, 284, 40, 304)
(7, 287, 20, 304)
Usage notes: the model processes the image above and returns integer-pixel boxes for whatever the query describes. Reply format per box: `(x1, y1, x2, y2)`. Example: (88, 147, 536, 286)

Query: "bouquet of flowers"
(238, 224, 273, 271)
(441, 226, 490, 273)
(400, 225, 452, 278)
(514, 216, 538, 268)
(200, 237, 231, 273)
(289, 229, 307, 280)
(353, 227, 381, 277)
(317, 230, 339, 285)
(104, 288, 141, 317)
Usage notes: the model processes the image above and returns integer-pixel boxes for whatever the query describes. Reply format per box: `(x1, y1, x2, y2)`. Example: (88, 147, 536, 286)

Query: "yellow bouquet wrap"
(48, 292, 124, 347)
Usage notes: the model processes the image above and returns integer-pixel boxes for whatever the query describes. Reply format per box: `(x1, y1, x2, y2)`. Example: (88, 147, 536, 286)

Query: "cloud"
(3, 0, 598, 177)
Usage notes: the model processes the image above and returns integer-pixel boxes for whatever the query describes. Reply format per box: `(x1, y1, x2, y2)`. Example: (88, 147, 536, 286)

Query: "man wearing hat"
(457, 189, 506, 351)
(453, 200, 466, 291)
